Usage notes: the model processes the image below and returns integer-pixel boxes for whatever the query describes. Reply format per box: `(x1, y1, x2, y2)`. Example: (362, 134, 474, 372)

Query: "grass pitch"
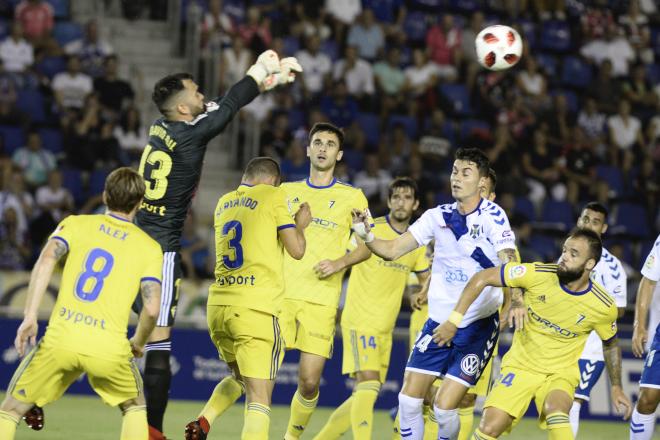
(2, 393, 632, 439)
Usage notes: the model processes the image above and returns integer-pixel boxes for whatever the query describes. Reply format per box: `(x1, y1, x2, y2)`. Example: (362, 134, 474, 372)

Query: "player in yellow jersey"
(314, 177, 430, 440)
(433, 229, 632, 439)
(280, 122, 373, 439)
(0, 168, 163, 440)
(184, 157, 311, 440)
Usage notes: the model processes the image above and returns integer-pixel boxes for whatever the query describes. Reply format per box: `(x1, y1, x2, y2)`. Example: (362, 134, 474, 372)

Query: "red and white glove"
(260, 57, 303, 91)
(246, 50, 281, 87)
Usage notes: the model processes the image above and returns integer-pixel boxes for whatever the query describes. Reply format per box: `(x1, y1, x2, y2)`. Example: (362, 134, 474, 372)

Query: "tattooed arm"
(603, 336, 633, 420)
(15, 238, 69, 356)
(496, 247, 527, 330)
(130, 280, 162, 357)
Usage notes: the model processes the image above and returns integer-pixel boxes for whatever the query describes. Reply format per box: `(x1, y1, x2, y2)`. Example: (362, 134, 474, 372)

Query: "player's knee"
(0, 395, 30, 417)
(119, 396, 146, 413)
(459, 392, 476, 408)
(398, 393, 423, 417)
(636, 389, 660, 414)
(477, 417, 503, 437)
(298, 377, 320, 399)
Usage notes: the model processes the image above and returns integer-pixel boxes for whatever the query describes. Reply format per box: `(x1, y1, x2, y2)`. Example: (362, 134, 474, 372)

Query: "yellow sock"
(314, 396, 353, 439)
(200, 376, 244, 424)
(459, 406, 475, 440)
(423, 406, 438, 440)
(546, 412, 573, 440)
(120, 405, 147, 440)
(473, 427, 497, 439)
(242, 403, 270, 440)
(351, 380, 381, 440)
(0, 410, 18, 440)
(285, 389, 318, 439)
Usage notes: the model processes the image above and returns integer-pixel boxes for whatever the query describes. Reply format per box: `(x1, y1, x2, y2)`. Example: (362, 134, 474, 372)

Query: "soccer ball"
(475, 25, 523, 71)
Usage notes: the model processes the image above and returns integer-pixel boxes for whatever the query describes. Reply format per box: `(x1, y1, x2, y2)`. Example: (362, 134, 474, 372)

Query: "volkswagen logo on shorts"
(460, 354, 480, 376)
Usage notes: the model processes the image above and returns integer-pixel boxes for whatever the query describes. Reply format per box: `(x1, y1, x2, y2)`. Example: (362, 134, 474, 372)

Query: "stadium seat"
(282, 36, 300, 56)
(459, 119, 490, 142)
(439, 83, 472, 117)
(388, 114, 418, 139)
(561, 56, 593, 88)
(612, 202, 649, 238)
(595, 165, 624, 198)
(535, 52, 558, 78)
(16, 89, 47, 124)
(402, 11, 429, 43)
(540, 199, 574, 231)
(0, 125, 26, 155)
(516, 19, 537, 49)
(355, 112, 380, 146)
(529, 234, 557, 261)
(53, 22, 83, 46)
(651, 26, 660, 56)
(47, 0, 69, 18)
(89, 169, 109, 196)
(0, 18, 8, 40)
(449, 0, 480, 12)
(38, 128, 63, 154)
(514, 196, 536, 221)
(646, 63, 660, 84)
(36, 56, 67, 79)
(61, 168, 84, 205)
(539, 20, 571, 52)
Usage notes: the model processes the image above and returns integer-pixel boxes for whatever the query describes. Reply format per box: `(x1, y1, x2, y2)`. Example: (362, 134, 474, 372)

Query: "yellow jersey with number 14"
(208, 184, 294, 316)
(47, 214, 163, 360)
(342, 216, 429, 334)
(500, 262, 617, 375)
(282, 178, 371, 307)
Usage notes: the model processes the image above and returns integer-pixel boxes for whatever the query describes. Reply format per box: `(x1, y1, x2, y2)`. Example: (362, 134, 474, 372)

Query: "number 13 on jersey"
(138, 145, 173, 200)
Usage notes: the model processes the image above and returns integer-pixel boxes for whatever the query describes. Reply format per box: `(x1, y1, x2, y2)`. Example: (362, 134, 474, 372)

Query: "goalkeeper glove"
(246, 50, 281, 88)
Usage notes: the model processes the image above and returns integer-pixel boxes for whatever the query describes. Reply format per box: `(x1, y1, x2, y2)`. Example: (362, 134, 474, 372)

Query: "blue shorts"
(573, 359, 605, 401)
(640, 326, 660, 389)
(406, 313, 499, 387)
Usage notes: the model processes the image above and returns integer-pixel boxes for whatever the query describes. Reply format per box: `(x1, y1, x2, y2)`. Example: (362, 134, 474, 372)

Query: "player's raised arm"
(129, 280, 162, 358)
(15, 237, 69, 357)
(279, 202, 311, 260)
(497, 247, 527, 330)
(351, 209, 419, 261)
(632, 275, 657, 357)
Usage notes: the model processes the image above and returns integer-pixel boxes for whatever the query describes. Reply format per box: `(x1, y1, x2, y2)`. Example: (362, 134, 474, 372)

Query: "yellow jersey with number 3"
(208, 184, 295, 316)
(46, 214, 163, 360)
(282, 178, 371, 307)
(500, 262, 617, 374)
(342, 216, 429, 334)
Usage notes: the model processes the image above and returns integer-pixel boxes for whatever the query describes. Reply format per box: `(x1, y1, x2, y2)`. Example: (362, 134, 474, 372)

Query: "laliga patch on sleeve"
(645, 254, 656, 271)
(509, 265, 527, 279)
(611, 321, 617, 332)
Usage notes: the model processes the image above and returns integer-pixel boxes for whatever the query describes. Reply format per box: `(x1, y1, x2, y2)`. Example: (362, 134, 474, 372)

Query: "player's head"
(576, 202, 608, 238)
(557, 228, 603, 284)
(152, 72, 205, 120)
(103, 167, 146, 215)
(451, 148, 489, 201)
(307, 122, 344, 172)
(387, 177, 419, 223)
(480, 168, 497, 201)
(242, 156, 281, 186)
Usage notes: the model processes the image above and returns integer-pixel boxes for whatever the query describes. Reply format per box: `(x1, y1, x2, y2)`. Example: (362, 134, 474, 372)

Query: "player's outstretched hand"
(15, 316, 38, 357)
(271, 57, 302, 87)
(610, 385, 633, 420)
(507, 304, 527, 331)
(295, 202, 312, 229)
(410, 292, 427, 310)
(631, 326, 648, 358)
(351, 209, 373, 242)
(246, 49, 282, 91)
(314, 259, 343, 279)
(129, 337, 145, 358)
(432, 321, 457, 347)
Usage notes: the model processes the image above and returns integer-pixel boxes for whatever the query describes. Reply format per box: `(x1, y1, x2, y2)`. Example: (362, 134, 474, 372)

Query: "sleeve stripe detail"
(602, 334, 617, 344)
(414, 268, 430, 274)
(51, 236, 69, 250)
(592, 289, 613, 306)
(277, 224, 296, 231)
(500, 264, 507, 287)
(140, 277, 162, 284)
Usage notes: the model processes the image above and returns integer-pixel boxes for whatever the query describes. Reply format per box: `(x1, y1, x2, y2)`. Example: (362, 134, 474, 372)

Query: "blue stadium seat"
(539, 20, 571, 52)
(0, 125, 26, 155)
(53, 21, 83, 46)
(646, 63, 660, 84)
(388, 114, 418, 139)
(89, 169, 109, 196)
(38, 128, 63, 154)
(356, 112, 380, 146)
(535, 52, 558, 78)
(403, 11, 429, 43)
(16, 89, 46, 124)
(36, 56, 66, 79)
(540, 199, 574, 231)
(439, 83, 472, 117)
(516, 19, 537, 49)
(596, 165, 624, 198)
(449, 0, 480, 12)
(652, 26, 660, 56)
(459, 119, 490, 141)
(514, 196, 536, 221)
(47, 0, 69, 18)
(288, 108, 306, 131)
(62, 168, 84, 204)
(561, 56, 593, 88)
(282, 36, 300, 56)
(613, 202, 649, 238)
(529, 234, 557, 261)
(0, 19, 8, 40)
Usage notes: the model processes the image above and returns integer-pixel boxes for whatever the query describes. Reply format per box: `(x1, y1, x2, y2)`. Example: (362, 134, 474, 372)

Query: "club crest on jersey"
(509, 265, 526, 279)
(535, 295, 546, 304)
(576, 314, 586, 324)
(470, 224, 481, 239)
(646, 255, 656, 271)
(460, 354, 480, 376)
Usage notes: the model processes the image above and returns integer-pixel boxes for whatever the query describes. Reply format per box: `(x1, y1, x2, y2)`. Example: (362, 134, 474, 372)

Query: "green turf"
(1, 393, 633, 439)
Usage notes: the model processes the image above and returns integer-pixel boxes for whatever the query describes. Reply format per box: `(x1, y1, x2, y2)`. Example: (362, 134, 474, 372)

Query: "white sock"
(630, 407, 657, 440)
(569, 401, 581, 437)
(398, 393, 424, 440)
(434, 406, 459, 440)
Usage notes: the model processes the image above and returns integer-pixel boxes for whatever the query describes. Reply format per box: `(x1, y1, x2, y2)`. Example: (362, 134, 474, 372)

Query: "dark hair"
(568, 228, 602, 264)
(486, 168, 497, 192)
(454, 147, 489, 177)
(388, 176, 418, 200)
(309, 122, 344, 148)
(104, 167, 145, 213)
(243, 156, 281, 180)
(582, 201, 608, 220)
(152, 72, 193, 116)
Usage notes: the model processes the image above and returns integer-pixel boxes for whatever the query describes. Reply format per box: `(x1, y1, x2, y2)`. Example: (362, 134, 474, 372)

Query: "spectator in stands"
(561, 126, 604, 205)
(622, 63, 657, 119)
(353, 152, 391, 215)
(476, 69, 514, 121)
(201, 0, 235, 50)
(407, 153, 438, 210)
(281, 138, 309, 182)
(64, 19, 114, 78)
(260, 112, 291, 158)
(320, 80, 358, 129)
(516, 57, 549, 111)
(577, 97, 607, 156)
(14, 0, 55, 54)
(0, 204, 29, 269)
(324, 0, 361, 44)
(2, 167, 34, 242)
(404, 48, 439, 118)
(618, 0, 651, 57)
(237, 6, 272, 55)
(632, 158, 658, 215)
(180, 212, 212, 281)
(533, 0, 567, 20)
(113, 106, 147, 163)
(93, 55, 135, 117)
(0, 60, 26, 127)
(293, 1, 331, 41)
(0, 22, 34, 78)
(509, 213, 543, 262)
(459, 11, 484, 91)
(580, 23, 634, 77)
(52, 55, 93, 112)
(347, 9, 385, 62)
(587, 59, 620, 114)
(426, 14, 461, 82)
(522, 128, 566, 207)
(607, 99, 645, 175)
(544, 93, 575, 148)
(497, 92, 536, 143)
(373, 46, 406, 120)
(648, 100, 660, 161)
(219, 37, 252, 93)
(581, 5, 614, 40)
(31, 169, 73, 246)
(295, 34, 332, 101)
(342, 123, 367, 173)
(417, 108, 452, 171)
(332, 45, 375, 108)
(11, 129, 55, 188)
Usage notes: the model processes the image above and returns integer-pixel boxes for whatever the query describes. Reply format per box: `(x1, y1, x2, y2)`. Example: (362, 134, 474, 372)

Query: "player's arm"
(632, 275, 657, 357)
(497, 247, 527, 330)
(15, 238, 69, 357)
(314, 238, 371, 279)
(129, 280, 162, 358)
(409, 270, 431, 310)
(279, 202, 311, 260)
(352, 208, 420, 260)
(602, 335, 633, 420)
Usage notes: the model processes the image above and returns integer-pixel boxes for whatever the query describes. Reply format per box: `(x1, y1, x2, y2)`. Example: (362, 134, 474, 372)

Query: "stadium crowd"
(0, 0, 658, 285)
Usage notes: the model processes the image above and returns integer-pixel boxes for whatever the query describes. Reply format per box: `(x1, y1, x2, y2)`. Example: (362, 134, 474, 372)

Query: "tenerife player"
(0, 168, 163, 440)
(567, 203, 627, 436)
(353, 148, 520, 440)
(134, 51, 301, 438)
(280, 122, 372, 439)
(184, 157, 311, 440)
(434, 229, 633, 439)
(315, 177, 430, 440)
(630, 234, 660, 440)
